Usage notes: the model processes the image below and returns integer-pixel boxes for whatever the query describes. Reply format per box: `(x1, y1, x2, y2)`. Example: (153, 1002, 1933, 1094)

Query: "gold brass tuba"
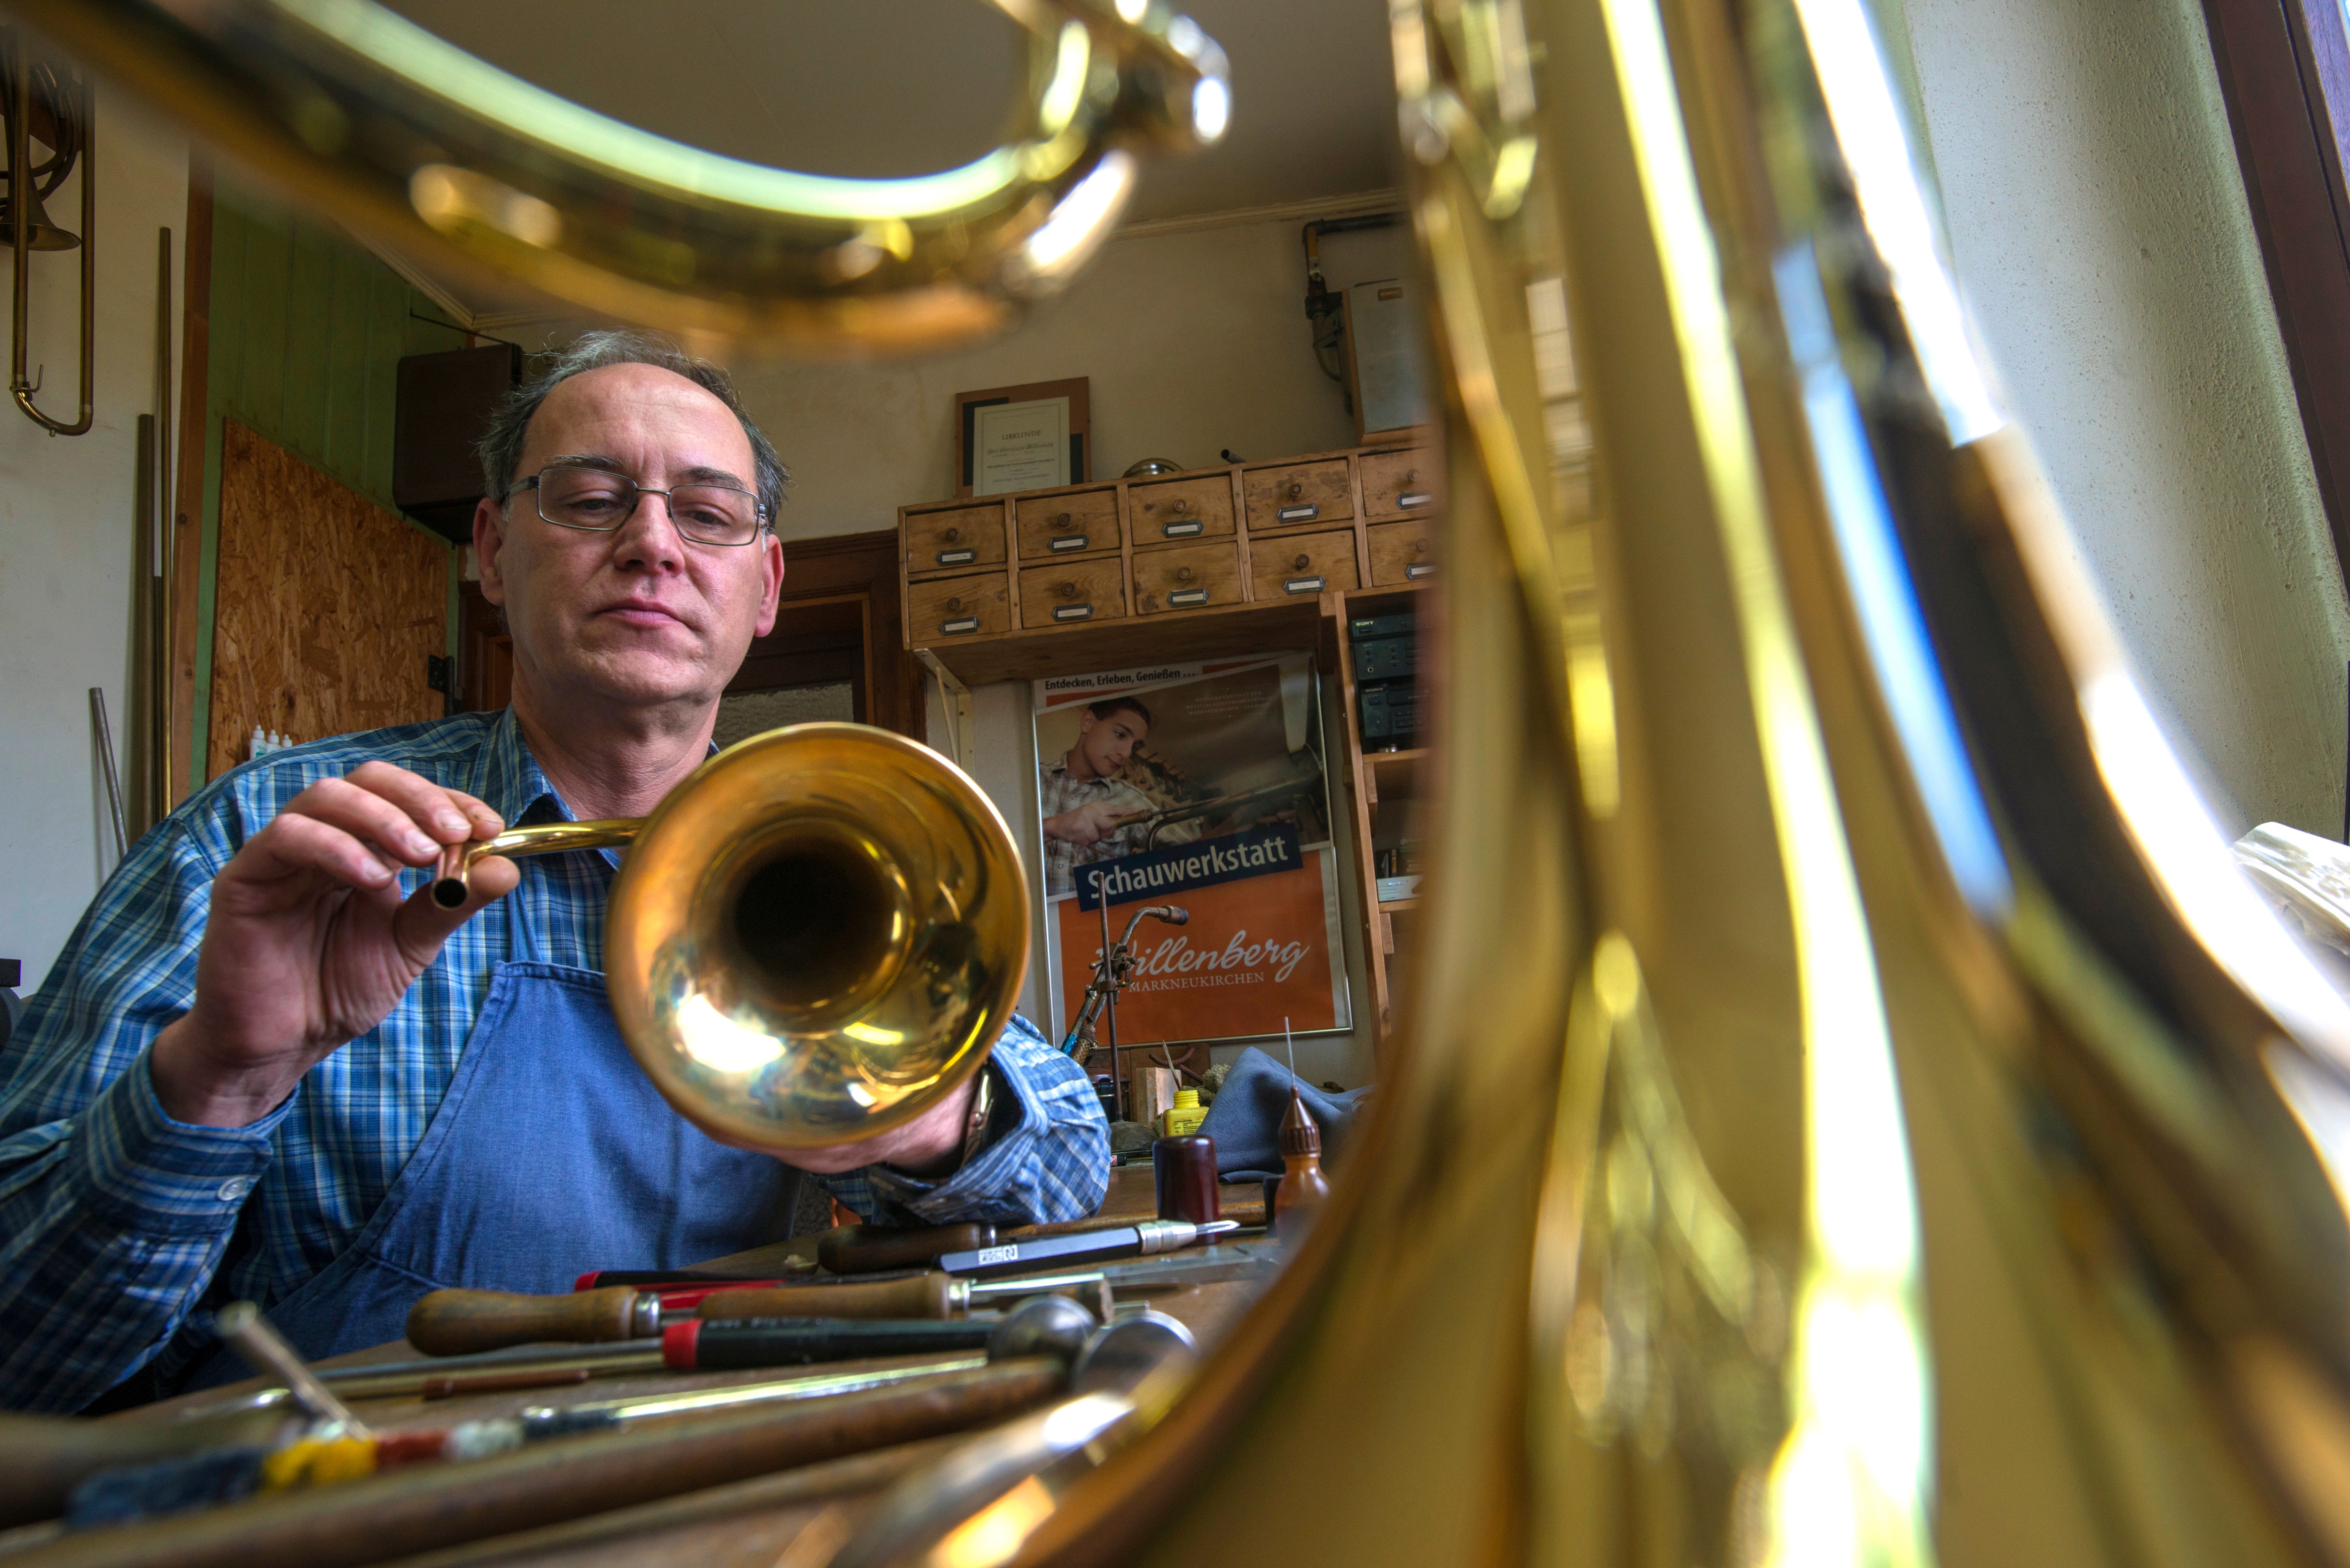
(25, 0, 2350, 1562)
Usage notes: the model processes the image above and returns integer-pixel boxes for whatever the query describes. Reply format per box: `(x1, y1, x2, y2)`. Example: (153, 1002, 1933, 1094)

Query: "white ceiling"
(372, 0, 1404, 321)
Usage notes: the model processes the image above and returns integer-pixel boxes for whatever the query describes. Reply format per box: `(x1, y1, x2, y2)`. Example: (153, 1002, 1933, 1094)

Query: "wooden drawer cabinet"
(1244, 459, 1353, 532)
(906, 573, 1010, 639)
(1252, 529, 1360, 599)
(1015, 489, 1120, 561)
(1369, 519, 1439, 584)
(1132, 541, 1242, 614)
(1018, 558, 1127, 628)
(1130, 475, 1234, 544)
(905, 502, 1006, 577)
(1361, 448, 1440, 521)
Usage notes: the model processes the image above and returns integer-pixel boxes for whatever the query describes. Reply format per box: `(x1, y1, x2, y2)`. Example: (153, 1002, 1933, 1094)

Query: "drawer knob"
(1055, 511, 1071, 525)
(1414, 538, 1429, 554)
(1171, 498, 1189, 513)
(944, 596, 963, 612)
(1292, 553, 1311, 571)
(941, 527, 960, 544)
(1175, 566, 1195, 584)
(1056, 580, 1079, 598)
(1405, 468, 1418, 484)
(1287, 482, 1302, 499)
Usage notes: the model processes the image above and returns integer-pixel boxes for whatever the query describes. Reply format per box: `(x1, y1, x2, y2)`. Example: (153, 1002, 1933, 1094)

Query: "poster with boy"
(1034, 654, 1351, 1047)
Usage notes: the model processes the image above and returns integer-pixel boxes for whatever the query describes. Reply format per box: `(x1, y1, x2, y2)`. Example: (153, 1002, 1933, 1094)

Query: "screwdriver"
(405, 1272, 1104, 1357)
(937, 1218, 1241, 1279)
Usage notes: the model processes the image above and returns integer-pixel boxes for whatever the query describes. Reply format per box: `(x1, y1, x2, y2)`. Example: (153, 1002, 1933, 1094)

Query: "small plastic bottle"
(249, 725, 266, 760)
(1272, 1089, 1332, 1235)
(1157, 1086, 1208, 1139)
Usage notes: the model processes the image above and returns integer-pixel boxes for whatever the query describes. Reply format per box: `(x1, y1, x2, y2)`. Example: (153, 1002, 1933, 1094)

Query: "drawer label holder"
(1161, 519, 1205, 538)
(940, 616, 982, 635)
(1050, 535, 1089, 552)
(1398, 491, 1433, 509)
(1275, 504, 1320, 523)
(1405, 562, 1437, 580)
(935, 548, 978, 566)
(1168, 588, 1211, 608)
(1284, 575, 1327, 595)
(1052, 604, 1095, 622)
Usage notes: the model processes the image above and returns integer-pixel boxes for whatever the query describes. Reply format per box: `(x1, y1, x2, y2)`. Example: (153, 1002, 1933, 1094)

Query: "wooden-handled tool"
(816, 1222, 993, 1275)
(692, 1273, 957, 1325)
(407, 1273, 967, 1356)
(406, 1285, 644, 1357)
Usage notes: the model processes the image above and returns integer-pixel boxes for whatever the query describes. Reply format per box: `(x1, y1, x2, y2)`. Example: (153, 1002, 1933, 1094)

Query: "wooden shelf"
(1374, 896, 1423, 913)
(916, 597, 1327, 686)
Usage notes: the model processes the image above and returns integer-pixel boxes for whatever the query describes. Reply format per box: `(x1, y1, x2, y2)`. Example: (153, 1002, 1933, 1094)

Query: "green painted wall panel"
(236, 213, 288, 434)
(282, 224, 335, 471)
(191, 179, 472, 780)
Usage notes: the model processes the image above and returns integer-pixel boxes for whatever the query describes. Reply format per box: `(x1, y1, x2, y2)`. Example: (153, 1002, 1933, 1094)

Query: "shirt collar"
(476, 707, 725, 830)
(476, 708, 568, 829)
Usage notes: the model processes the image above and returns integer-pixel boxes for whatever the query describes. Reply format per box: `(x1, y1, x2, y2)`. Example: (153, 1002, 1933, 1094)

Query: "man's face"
(474, 363, 784, 716)
(1076, 708, 1147, 777)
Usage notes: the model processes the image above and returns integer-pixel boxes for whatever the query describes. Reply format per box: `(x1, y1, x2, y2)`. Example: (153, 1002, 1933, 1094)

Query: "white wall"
(733, 214, 1419, 540)
(1900, 0, 2350, 836)
(0, 87, 187, 993)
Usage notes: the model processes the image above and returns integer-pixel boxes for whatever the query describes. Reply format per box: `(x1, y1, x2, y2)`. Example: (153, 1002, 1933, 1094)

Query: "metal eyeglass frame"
(508, 463, 768, 547)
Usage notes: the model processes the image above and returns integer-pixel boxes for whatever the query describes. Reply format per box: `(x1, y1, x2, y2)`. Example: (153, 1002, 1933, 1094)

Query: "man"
(1038, 697, 1201, 897)
(0, 332, 1108, 1413)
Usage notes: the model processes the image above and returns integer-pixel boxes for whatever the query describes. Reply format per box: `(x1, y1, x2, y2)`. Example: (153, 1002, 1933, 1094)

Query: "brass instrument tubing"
(429, 819, 640, 909)
(8, 39, 90, 435)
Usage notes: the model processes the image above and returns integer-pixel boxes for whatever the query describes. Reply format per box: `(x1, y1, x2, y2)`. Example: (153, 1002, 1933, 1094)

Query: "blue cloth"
(0, 710, 1108, 1412)
(1196, 1047, 1371, 1180)
(177, 928, 789, 1388)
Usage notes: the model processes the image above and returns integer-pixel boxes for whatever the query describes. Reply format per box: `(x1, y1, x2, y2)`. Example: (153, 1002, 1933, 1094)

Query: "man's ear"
(752, 530, 786, 638)
(473, 498, 508, 608)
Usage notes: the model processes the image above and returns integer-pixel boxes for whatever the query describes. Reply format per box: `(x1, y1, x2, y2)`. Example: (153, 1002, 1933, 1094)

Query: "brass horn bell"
(0, 180, 74, 249)
(434, 724, 1033, 1153)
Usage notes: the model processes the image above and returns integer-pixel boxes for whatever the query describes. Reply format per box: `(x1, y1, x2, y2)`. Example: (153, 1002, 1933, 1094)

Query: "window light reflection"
(674, 992, 783, 1074)
(1786, 0, 2004, 445)
(1773, 242, 2012, 918)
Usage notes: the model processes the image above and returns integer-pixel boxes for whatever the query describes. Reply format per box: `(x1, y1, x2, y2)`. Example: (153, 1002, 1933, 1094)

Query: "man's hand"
(713, 1072, 982, 1178)
(148, 762, 520, 1129)
(1041, 799, 1131, 849)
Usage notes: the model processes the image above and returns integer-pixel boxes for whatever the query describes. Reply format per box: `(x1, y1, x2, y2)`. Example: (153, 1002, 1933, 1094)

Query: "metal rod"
(151, 226, 172, 820)
(88, 686, 124, 859)
(545, 1355, 991, 1424)
(214, 1302, 374, 1439)
(130, 413, 154, 840)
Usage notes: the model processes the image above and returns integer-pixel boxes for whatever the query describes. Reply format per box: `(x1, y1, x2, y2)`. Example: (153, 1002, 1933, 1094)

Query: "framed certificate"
(956, 378, 1090, 497)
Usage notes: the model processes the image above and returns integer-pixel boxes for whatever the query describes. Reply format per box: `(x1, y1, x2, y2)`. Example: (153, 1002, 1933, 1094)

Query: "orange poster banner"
(1054, 858, 1340, 1047)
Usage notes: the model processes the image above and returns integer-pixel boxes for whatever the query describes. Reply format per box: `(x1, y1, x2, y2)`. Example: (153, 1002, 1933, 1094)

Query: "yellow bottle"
(1158, 1086, 1208, 1138)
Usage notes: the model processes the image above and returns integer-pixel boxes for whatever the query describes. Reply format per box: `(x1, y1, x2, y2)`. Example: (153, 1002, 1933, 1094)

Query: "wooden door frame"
(2200, 0, 2350, 597)
(457, 529, 920, 737)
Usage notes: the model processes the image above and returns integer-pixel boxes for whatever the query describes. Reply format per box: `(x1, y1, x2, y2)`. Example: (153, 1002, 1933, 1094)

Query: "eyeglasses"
(511, 463, 766, 547)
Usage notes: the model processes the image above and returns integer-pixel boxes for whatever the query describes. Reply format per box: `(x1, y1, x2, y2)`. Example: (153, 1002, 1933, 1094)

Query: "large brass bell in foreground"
(440, 725, 1031, 1153)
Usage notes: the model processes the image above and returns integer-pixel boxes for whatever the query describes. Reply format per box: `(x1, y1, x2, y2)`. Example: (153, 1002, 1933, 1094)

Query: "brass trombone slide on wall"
(2, 26, 88, 434)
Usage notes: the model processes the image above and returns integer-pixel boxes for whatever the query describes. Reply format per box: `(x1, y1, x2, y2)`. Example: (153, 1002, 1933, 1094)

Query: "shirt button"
(217, 1176, 256, 1202)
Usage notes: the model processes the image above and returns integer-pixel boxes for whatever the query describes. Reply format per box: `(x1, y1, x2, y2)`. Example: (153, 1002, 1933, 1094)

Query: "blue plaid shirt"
(0, 711, 1107, 1413)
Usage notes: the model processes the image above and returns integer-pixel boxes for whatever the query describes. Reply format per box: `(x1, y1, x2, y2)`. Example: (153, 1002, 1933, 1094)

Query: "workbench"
(72, 1169, 1273, 1568)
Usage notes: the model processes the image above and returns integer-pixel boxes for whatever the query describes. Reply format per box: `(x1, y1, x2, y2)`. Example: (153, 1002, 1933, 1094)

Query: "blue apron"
(180, 887, 793, 1390)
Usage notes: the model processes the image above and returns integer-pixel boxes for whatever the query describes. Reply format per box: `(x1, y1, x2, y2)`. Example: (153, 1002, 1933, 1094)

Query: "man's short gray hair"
(477, 329, 788, 526)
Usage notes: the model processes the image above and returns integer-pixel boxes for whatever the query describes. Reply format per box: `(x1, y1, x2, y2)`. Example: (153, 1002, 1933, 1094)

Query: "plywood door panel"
(206, 420, 448, 778)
